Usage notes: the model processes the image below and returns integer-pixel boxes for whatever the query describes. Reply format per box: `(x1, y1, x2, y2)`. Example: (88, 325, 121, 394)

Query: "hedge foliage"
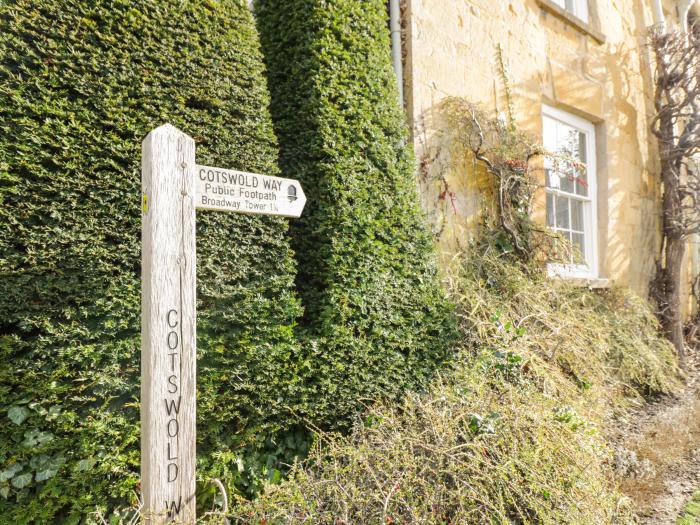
(254, 0, 458, 426)
(0, 1, 306, 522)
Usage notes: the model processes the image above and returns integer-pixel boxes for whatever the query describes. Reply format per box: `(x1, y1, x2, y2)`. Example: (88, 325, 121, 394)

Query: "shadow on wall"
(414, 103, 495, 258)
(412, 5, 662, 298)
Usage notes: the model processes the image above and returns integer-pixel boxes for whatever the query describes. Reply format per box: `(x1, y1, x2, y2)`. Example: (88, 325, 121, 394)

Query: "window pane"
(543, 116, 557, 150)
(572, 232, 586, 264)
(575, 168, 588, 196)
(542, 116, 559, 189)
(577, 130, 587, 163)
(557, 124, 580, 194)
(571, 200, 584, 231)
(576, 0, 589, 22)
(556, 196, 570, 229)
(558, 125, 575, 157)
(576, 131, 588, 196)
(564, 127, 582, 161)
(559, 167, 575, 193)
(560, 0, 589, 22)
(543, 117, 559, 190)
(546, 193, 555, 227)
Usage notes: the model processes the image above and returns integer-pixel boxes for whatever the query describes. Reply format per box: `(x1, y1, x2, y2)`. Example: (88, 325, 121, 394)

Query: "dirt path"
(613, 348, 700, 524)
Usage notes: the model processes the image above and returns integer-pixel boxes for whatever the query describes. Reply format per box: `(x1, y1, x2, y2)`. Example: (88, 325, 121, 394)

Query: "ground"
(612, 348, 700, 524)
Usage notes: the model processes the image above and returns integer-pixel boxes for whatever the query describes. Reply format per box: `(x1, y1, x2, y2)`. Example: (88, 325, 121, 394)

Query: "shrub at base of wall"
(230, 250, 681, 524)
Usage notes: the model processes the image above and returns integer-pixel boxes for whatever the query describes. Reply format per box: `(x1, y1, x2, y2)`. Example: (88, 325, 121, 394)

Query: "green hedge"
(255, 0, 458, 426)
(0, 1, 306, 522)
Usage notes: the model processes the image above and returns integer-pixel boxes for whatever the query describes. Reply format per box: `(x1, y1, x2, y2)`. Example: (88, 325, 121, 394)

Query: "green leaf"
(47, 405, 61, 420)
(35, 468, 58, 482)
(74, 458, 96, 472)
(8, 406, 30, 425)
(0, 486, 10, 499)
(22, 429, 54, 448)
(10, 472, 32, 489)
(29, 454, 50, 470)
(0, 463, 23, 482)
(63, 515, 81, 525)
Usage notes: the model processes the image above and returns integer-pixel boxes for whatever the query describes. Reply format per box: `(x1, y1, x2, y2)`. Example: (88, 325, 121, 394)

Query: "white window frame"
(550, 0, 589, 23)
(542, 104, 598, 279)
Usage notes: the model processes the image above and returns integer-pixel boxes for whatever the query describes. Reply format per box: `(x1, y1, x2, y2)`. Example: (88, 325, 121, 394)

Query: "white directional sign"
(141, 125, 306, 524)
(195, 165, 306, 218)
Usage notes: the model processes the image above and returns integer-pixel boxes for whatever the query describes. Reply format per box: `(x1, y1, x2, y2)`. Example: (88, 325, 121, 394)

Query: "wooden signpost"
(140, 124, 306, 524)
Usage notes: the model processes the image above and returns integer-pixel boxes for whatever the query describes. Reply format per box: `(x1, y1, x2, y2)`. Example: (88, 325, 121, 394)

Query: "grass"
(678, 491, 700, 524)
(228, 247, 681, 524)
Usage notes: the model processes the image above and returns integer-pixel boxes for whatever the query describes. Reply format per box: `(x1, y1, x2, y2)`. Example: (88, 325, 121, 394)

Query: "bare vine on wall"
(439, 98, 550, 261)
(649, 26, 700, 365)
(420, 45, 578, 263)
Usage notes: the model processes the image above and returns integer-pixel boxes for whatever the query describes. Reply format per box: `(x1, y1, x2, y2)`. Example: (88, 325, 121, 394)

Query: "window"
(550, 0, 589, 23)
(543, 105, 597, 278)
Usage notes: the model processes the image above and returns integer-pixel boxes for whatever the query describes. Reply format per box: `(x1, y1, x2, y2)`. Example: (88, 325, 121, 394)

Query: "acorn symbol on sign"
(287, 184, 298, 202)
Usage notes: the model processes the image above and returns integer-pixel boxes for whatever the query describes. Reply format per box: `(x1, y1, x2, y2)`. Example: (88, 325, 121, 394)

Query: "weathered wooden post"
(141, 125, 197, 523)
(140, 124, 305, 523)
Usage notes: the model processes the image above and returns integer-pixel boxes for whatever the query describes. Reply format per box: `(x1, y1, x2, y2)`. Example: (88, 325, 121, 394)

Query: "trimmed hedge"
(0, 1, 305, 522)
(255, 0, 458, 426)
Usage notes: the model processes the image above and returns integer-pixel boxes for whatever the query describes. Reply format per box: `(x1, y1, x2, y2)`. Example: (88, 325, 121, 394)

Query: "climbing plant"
(648, 26, 700, 366)
(434, 96, 572, 263)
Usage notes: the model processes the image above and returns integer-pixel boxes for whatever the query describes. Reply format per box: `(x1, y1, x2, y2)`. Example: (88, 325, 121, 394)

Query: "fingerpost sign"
(140, 124, 306, 523)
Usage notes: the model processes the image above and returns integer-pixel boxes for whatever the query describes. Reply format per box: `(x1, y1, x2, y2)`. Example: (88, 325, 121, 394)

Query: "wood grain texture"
(141, 125, 197, 524)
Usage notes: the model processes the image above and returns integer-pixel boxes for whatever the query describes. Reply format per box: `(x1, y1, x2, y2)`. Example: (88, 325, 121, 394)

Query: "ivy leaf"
(29, 454, 51, 470)
(22, 429, 54, 448)
(36, 468, 58, 482)
(75, 458, 96, 472)
(47, 405, 61, 420)
(0, 486, 9, 499)
(8, 406, 30, 425)
(34, 455, 65, 481)
(10, 472, 32, 489)
(0, 463, 23, 482)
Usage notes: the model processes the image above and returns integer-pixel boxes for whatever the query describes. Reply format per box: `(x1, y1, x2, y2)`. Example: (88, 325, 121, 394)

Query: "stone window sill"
(536, 0, 606, 44)
(548, 274, 611, 289)
(571, 277, 610, 289)
(546, 263, 610, 288)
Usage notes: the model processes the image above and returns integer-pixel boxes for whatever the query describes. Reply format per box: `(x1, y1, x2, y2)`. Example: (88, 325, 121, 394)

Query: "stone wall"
(404, 0, 699, 317)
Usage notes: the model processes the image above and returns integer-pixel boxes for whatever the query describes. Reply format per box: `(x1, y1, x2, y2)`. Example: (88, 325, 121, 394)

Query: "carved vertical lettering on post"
(164, 308, 181, 486)
(141, 125, 196, 524)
